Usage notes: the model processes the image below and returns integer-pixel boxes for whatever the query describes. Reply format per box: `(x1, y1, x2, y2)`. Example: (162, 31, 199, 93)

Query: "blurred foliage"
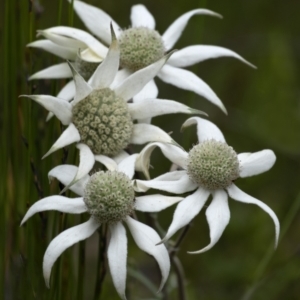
(1, 0, 300, 299)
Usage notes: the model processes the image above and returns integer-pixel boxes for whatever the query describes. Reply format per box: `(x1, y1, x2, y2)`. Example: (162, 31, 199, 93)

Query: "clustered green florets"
(74, 55, 99, 81)
(84, 171, 135, 224)
(187, 140, 240, 190)
(72, 88, 133, 156)
(119, 27, 165, 71)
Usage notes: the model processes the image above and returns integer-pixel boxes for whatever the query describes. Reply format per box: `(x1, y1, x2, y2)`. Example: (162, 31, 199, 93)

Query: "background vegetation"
(2, 0, 300, 299)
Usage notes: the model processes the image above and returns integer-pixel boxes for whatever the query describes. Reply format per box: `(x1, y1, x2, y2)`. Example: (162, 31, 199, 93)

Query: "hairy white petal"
(181, 117, 225, 143)
(117, 154, 138, 180)
(94, 155, 118, 171)
(112, 150, 130, 164)
(131, 124, 177, 146)
(126, 217, 170, 292)
(48, 165, 90, 196)
(158, 65, 227, 113)
(114, 53, 173, 101)
(130, 4, 155, 29)
(60, 144, 95, 194)
(68, 62, 93, 106)
(188, 190, 229, 254)
(168, 45, 256, 68)
(43, 218, 100, 287)
(238, 150, 276, 178)
(90, 26, 119, 89)
(42, 124, 80, 159)
(128, 98, 206, 120)
(135, 142, 188, 179)
(107, 222, 127, 300)
(27, 39, 77, 60)
(135, 174, 197, 194)
(71, 0, 121, 44)
(162, 9, 222, 51)
(227, 184, 280, 248)
(135, 195, 183, 212)
(38, 26, 107, 58)
(29, 63, 72, 80)
(21, 196, 86, 226)
(160, 188, 210, 243)
(110, 69, 132, 90)
(57, 80, 76, 101)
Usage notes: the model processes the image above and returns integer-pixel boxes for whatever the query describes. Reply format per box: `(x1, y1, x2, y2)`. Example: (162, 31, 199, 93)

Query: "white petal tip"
(155, 240, 164, 246)
(190, 108, 208, 117)
(42, 148, 55, 160)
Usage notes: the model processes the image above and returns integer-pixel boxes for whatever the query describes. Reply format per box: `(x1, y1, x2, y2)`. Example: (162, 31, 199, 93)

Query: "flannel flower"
(21, 26, 205, 192)
(29, 1, 255, 113)
(20, 155, 184, 299)
(134, 117, 280, 253)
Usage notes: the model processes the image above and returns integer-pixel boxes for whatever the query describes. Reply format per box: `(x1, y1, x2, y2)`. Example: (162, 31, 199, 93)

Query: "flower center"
(119, 27, 165, 71)
(187, 140, 240, 190)
(74, 54, 99, 81)
(84, 171, 135, 224)
(72, 88, 133, 156)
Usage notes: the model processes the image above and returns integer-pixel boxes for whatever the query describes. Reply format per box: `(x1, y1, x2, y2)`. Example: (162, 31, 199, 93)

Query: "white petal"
(80, 48, 103, 63)
(29, 62, 72, 80)
(158, 65, 227, 113)
(37, 29, 86, 50)
(71, 0, 121, 44)
(181, 117, 225, 143)
(129, 98, 206, 121)
(135, 195, 183, 212)
(238, 150, 276, 178)
(43, 218, 100, 287)
(107, 222, 127, 300)
(112, 150, 130, 164)
(57, 80, 76, 101)
(68, 62, 93, 106)
(60, 144, 95, 194)
(94, 155, 118, 171)
(48, 165, 90, 196)
(227, 184, 280, 248)
(117, 154, 138, 180)
(27, 39, 77, 60)
(20, 94, 72, 125)
(109, 69, 132, 90)
(135, 142, 188, 179)
(42, 124, 80, 159)
(188, 189, 230, 254)
(160, 188, 209, 243)
(21, 196, 86, 226)
(131, 124, 178, 146)
(134, 174, 197, 194)
(126, 217, 170, 292)
(130, 4, 155, 29)
(162, 9, 222, 51)
(90, 25, 119, 89)
(46, 81, 75, 121)
(168, 45, 256, 68)
(132, 80, 158, 124)
(42, 26, 108, 58)
(114, 53, 173, 101)
(133, 79, 158, 103)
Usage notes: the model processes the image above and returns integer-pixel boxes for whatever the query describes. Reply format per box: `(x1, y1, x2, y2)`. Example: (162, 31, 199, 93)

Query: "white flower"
(20, 155, 183, 300)
(21, 26, 204, 192)
(29, 1, 255, 113)
(134, 117, 280, 253)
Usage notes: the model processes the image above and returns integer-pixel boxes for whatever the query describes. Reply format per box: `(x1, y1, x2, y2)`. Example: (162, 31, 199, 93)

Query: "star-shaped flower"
(29, 1, 255, 113)
(134, 117, 280, 253)
(20, 155, 183, 300)
(22, 26, 204, 191)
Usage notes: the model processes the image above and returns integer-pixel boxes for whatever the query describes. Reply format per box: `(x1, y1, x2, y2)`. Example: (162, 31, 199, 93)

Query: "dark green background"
(2, 0, 300, 299)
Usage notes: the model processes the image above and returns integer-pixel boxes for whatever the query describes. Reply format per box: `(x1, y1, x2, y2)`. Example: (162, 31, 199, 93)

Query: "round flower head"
(28, 1, 255, 114)
(134, 117, 280, 254)
(21, 25, 205, 193)
(20, 155, 185, 300)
